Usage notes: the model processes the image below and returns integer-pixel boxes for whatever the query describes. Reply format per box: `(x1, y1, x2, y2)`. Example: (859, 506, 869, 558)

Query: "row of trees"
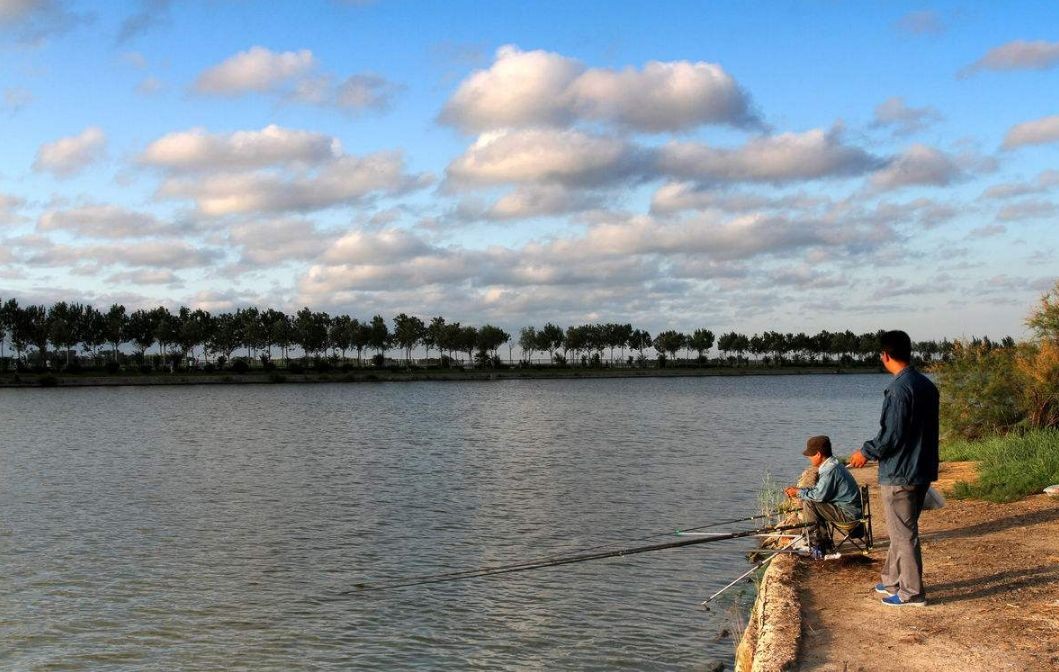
(0, 297, 997, 372)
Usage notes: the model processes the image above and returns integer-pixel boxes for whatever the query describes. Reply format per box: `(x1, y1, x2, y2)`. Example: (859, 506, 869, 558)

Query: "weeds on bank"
(942, 429, 1059, 502)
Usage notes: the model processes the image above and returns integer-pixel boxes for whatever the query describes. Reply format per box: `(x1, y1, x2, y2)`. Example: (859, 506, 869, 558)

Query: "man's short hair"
(880, 330, 912, 363)
(803, 435, 833, 458)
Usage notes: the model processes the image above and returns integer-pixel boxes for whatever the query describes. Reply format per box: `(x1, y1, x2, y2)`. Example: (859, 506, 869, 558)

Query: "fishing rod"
(347, 521, 809, 594)
(345, 509, 795, 595)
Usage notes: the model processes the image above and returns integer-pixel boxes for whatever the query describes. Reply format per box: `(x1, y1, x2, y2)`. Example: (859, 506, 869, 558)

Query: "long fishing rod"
(346, 510, 794, 595)
(347, 521, 808, 594)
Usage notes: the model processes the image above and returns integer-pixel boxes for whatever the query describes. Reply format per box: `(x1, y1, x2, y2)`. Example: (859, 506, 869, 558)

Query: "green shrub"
(943, 429, 1059, 502)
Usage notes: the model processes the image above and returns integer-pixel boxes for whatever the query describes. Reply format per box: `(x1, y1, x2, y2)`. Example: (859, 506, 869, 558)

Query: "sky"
(1, 1, 1057, 341)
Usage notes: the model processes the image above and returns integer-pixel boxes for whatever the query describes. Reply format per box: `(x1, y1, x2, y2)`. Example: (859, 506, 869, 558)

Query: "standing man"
(848, 330, 939, 607)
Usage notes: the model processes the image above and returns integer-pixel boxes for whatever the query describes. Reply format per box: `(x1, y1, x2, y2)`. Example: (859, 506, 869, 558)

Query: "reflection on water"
(0, 374, 889, 670)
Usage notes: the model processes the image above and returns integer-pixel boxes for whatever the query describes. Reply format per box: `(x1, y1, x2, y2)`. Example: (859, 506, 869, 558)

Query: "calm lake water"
(0, 374, 890, 670)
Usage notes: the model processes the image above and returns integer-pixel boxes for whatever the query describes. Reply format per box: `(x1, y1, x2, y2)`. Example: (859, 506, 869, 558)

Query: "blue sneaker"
(875, 583, 895, 595)
(881, 594, 926, 607)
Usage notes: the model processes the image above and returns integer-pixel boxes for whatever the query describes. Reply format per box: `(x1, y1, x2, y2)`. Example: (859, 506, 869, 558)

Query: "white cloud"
(193, 46, 401, 114)
(320, 227, 433, 265)
(194, 46, 317, 95)
(18, 237, 222, 269)
(106, 268, 181, 286)
(486, 185, 603, 220)
(446, 128, 645, 188)
(158, 151, 430, 215)
(32, 126, 107, 177)
(0, 193, 26, 223)
(650, 182, 828, 215)
(136, 76, 163, 95)
(229, 218, 333, 265)
(871, 97, 942, 136)
(1002, 114, 1059, 149)
(439, 44, 758, 133)
(996, 199, 1057, 222)
(140, 125, 340, 172)
(869, 144, 962, 190)
(980, 169, 1059, 199)
(962, 40, 1059, 76)
(658, 128, 880, 184)
(37, 204, 178, 238)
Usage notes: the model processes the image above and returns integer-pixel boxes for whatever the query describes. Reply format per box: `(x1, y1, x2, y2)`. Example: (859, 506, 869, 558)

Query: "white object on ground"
(1044, 484, 1059, 495)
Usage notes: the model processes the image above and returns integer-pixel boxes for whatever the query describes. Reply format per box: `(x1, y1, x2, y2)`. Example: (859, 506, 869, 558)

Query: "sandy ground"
(797, 462, 1059, 672)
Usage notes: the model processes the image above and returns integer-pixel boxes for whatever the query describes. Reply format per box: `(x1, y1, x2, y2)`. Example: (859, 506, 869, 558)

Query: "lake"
(0, 374, 890, 670)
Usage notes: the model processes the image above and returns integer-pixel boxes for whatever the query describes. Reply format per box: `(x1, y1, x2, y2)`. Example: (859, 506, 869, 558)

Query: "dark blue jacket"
(862, 367, 940, 486)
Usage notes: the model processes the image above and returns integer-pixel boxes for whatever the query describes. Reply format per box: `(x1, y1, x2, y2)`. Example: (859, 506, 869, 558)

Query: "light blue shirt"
(798, 457, 863, 519)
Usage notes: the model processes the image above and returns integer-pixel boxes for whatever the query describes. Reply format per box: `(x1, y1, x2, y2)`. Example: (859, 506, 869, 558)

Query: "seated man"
(784, 435, 863, 554)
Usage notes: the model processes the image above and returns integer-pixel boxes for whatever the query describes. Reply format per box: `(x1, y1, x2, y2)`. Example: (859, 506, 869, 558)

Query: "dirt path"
(797, 462, 1059, 672)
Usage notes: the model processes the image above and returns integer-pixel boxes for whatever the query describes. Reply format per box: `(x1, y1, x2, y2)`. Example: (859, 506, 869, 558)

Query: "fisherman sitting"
(784, 435, 863, 556)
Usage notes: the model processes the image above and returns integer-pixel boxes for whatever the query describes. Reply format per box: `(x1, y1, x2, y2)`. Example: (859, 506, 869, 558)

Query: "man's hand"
(784, 486, 800, 499)
(848, 450, 868, 468)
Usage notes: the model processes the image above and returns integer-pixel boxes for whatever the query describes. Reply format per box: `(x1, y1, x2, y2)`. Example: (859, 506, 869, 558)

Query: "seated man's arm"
(799, 468, 838, 503)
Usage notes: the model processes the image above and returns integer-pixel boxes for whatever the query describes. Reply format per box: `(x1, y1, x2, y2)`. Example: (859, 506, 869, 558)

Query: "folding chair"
(820, 484, 874, 555)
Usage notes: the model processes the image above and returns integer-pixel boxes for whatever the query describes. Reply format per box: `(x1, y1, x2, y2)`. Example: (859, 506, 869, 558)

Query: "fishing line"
(348, 510, 788, 595)
(346, 521, 808, 594)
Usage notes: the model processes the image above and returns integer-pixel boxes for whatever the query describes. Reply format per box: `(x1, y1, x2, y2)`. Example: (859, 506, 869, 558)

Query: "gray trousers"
(880, 484, 929, 602)
(801, 500, 857, 548)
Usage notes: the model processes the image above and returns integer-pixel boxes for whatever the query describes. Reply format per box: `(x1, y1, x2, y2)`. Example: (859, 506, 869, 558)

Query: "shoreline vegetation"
(0, 296, 1003, 383)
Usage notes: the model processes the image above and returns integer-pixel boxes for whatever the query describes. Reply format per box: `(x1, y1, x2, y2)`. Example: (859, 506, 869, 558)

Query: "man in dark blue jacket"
(849, 330, 939, 607)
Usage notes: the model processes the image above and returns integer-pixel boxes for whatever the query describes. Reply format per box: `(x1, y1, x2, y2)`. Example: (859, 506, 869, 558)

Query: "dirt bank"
(798, 462, 1059, 671)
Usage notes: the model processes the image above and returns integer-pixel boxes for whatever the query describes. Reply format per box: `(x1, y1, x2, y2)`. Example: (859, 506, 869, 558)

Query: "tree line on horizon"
(0, 297, 1011, 373)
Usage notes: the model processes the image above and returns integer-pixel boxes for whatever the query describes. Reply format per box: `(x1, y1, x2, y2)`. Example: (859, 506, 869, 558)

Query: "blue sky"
(1, 0, 1057, 340)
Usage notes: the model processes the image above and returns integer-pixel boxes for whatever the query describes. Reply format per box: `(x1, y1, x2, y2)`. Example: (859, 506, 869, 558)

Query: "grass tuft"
(942, 429, 1059, 503)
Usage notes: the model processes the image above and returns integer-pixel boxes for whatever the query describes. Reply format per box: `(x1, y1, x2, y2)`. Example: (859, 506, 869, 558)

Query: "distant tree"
(459, 325, 478, 366)
(423, 316, 446, 361)
(477, 324, 509, 359)
(628, 328, 651, 364)
(519, 326, 538, 363)
(80, 304, 107, 361)
(689, 328, 715, 361)
(393, 313, 426, 365)
(369, 314, 390, 357)
(126, 309, 156, 364)
(208, 312, 239, 363)
(104, 304, 127, 361)
(653, 330, 685, 361)
(539, 322, 564, 363)
(48, 301, 82, 365)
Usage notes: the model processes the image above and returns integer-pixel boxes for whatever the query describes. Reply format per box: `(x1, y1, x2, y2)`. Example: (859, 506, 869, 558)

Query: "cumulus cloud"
(37, 204, 179, 238)
(446, 128, 646, 188)
(229, 218, 334, 265)
(106, 268, 181, 286)
(140, 125, 340, 172)
(649, 182, 827, 215)
(439, 44, 759, 133)
(1002, 114, 1059, 149)
(961, 39, 1059, 76)
(658, 127, 881, 184)
(869, 144, 963, 190)
(980, 169, 1059, 199)
(158, 151, 431, 216)
(996, 199, 1057, 222)
(193, 46, 401, 114)
(486, 185, 604, 220)
(871, 97, 942, 136)
(895, 10, 944, 36)
(0, 0, 89, 43)
(32, 126, 107, 177)
(18, 237, 222, 269)
(194, 46, 316, 95)
(0, 193, 27, 223)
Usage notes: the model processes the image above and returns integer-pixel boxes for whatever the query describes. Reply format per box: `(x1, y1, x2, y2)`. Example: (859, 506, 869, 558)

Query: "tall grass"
(942, 429, 1059, 502)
